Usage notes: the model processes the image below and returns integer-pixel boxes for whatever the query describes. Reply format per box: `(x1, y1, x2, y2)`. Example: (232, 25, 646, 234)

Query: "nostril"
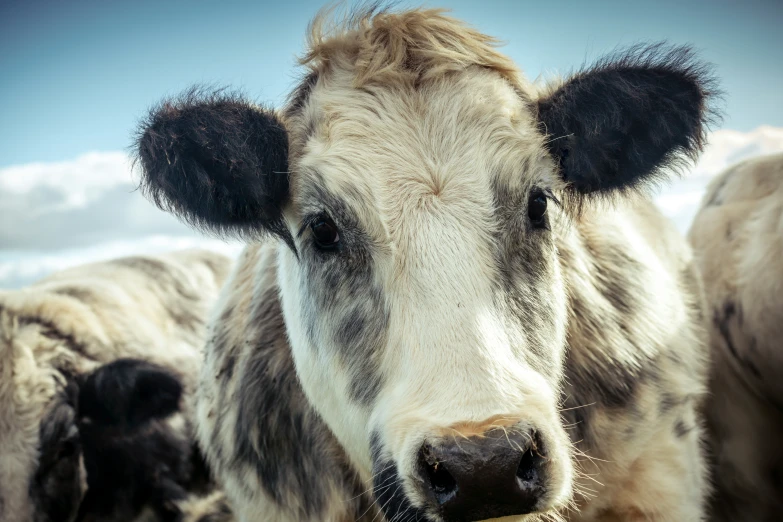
(516, 431, 545, 490)
(425, 460, 458, 504)
(516, 448, 539, 484)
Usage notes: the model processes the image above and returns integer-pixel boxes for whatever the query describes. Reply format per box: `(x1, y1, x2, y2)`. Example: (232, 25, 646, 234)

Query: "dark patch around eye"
(294, 178, 388, 405)
(490, 179, 564, 377)
(296, 175, 374, 258)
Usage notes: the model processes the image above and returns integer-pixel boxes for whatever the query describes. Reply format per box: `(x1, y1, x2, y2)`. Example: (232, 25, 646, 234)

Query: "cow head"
(76, 358, 204, 522)
(135, 8, 714, 521)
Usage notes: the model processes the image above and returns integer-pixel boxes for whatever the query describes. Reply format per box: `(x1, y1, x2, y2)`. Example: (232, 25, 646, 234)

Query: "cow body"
(688, 152, 783, 521)
(135, 7, 716, 522)
(0, 249, 232, 522)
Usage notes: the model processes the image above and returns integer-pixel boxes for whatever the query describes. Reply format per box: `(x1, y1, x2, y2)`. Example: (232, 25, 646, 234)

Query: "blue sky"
(1, 0, 781, 168)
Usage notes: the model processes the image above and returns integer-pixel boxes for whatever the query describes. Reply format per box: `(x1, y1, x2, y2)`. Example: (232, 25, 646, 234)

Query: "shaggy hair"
(300, 5, 521, 89)
(0, 250, 232, 522)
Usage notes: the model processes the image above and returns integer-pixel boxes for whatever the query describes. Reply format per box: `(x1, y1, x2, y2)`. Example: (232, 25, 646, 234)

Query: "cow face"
(277, 63, 579, 521)
(136, 9, 713, 521)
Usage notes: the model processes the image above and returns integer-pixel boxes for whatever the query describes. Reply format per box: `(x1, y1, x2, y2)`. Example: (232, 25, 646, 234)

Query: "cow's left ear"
(537, 44, 718, 196)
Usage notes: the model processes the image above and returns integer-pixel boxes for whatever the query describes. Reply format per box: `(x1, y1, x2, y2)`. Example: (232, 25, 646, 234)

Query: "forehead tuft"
(295, 6, 526, 92)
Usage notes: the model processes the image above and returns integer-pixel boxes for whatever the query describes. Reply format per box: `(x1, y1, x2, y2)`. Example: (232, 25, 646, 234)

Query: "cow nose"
(418, 428, 546, 521)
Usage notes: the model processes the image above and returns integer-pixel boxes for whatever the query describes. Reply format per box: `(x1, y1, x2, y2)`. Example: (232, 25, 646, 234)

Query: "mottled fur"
(688, 152, 783, 521)
(0, 249, 231, 522)
(136, 7, 713, 522)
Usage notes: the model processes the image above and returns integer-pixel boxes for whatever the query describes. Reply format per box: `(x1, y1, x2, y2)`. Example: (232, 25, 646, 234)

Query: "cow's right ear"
(135, 88, 291, 242)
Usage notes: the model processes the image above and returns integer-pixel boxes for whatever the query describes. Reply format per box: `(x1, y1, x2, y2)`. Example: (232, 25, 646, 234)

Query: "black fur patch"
(76, 359, 199, 522)
(567, 352, 658, 412)
(29, 378, 83, 522)
(370, 433, 427, 522)
(229, 287, 376, 520)
(565, 288, 660, 415)
(537, 43, 719, 200)
(562, 245, 655, 414)
(134, 87, 292, 246)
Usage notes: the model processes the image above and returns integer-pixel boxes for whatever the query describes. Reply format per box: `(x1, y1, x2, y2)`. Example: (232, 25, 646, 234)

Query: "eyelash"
(297, 213, 327, 239)
(539, 188, 560, 207)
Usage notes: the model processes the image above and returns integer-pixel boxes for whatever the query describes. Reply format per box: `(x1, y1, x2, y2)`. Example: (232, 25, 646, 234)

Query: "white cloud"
(1, 127, 782, 289)
(0, 151, 245, 288)
(0, 236, 244, 289)
(688, 126, 783, 179)
(654, 125, 783, 233)
(0, 152, 131, 199)
(0, 151, 202, 250)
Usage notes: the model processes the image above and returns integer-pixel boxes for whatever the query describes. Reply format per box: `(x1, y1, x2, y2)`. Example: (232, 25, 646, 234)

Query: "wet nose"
(417, 428, 546, 521)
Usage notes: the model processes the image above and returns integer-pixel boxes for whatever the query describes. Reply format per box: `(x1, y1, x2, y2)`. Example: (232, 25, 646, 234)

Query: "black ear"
(79, 358, 183, 428)
(537, 43, 719, 197)
(134, 87, 291, 242)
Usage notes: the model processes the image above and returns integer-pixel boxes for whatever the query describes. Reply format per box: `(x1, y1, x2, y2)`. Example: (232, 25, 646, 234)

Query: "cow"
(0, 249, 232, 522)
(75, 358, 214, 522)
(135, 7, 717, 522)
(688, 152, 783, 522)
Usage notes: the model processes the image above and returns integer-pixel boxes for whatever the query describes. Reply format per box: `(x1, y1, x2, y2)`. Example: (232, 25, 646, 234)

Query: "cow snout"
(418, 428, 546, 521)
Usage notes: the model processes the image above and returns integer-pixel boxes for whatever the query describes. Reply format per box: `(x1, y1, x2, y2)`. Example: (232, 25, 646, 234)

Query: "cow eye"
(528, 192, 548, 227)
(311, 217, 340, 249)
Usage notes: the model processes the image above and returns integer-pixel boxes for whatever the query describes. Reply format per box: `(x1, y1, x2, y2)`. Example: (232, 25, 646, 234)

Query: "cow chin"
(370, 418, 573, 522)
